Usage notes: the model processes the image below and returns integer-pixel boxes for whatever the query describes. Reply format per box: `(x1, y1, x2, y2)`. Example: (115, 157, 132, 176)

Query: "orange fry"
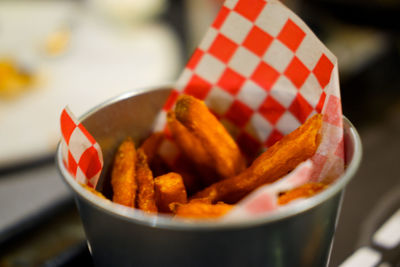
(193, 114, 323, 204)
(139, 132, 164, 163)
(278, 182, 327, 205)
(168, 154, 202, 195)
(175, 94, 246, 180)
(154, 172, 187, 213)
(167, 111, 218, 185)
(172, 201, 233, 219)
(80, 183, 107, 199)
(111, 137, 137, 207)
(136, 149, 157, 213)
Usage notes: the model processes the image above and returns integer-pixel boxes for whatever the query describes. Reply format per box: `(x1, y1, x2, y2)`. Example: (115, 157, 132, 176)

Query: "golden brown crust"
(172, 201, 233, 219)
(192, 114, 323, 204)
(80, 183, 107, 199)
(167, 111, 218, 186)
(139, 132, 164, 163)
(166, 154, 202, 195)
(111, 137, 137, 207)
(135, 149, 158, 213)
(278, 182, 327, 205)
(174, 95, 246, 180)
(154, 172, 188, 213)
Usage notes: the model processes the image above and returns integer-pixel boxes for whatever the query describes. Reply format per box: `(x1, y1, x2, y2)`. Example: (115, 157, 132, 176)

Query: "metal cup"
(56, 86, 362, 267)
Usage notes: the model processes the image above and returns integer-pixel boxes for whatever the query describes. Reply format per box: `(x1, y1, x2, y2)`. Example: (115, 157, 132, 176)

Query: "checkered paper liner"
(59, 0, 344, 218)
(152, 0, 345, 216)
(60, 107, 103, 188)
(225, 160, 313, 219)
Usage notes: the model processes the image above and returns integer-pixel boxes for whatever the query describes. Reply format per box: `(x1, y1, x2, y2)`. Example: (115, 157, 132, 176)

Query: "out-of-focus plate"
(0, 1, 182, 168)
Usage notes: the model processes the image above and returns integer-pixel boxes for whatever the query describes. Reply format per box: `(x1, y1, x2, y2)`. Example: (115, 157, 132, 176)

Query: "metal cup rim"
(56, 85, 362, 231)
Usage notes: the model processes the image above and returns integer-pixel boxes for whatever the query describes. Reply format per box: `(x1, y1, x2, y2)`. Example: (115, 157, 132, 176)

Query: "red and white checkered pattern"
(155, 1, 338, 133)
(154, 0, 344, 217)
(60, 107, 103, 188)
(59, 0, 345, 218)
(155, 0, 342, 163)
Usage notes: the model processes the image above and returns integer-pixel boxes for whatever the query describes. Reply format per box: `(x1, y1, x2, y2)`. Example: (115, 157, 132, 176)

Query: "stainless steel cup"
(56, 86, 362, 267)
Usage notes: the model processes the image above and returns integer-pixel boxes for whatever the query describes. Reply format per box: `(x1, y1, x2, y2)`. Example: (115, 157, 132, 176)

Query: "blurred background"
(0, 0, 399, 266)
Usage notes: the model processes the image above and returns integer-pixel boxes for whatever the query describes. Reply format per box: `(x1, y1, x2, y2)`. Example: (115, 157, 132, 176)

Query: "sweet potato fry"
(167, 111, 220, 185)
(81, 183, 107, 199)
(168, 154, 203, 195)
(135, 149, 157, 213)
(193, 114, 323, 204)
(167, 111, 218, 185)
(139, 132, 164, 163)
(166, 111, 208, 162)
(155, 135, 202, 194)
(139, 132, 170, 177)
(171, 200, 233, 219)
(111, 137, 137, 207)
(175, 94, 246, 180)
(154, 172, 187, 213)
(278, 182, 327, 205)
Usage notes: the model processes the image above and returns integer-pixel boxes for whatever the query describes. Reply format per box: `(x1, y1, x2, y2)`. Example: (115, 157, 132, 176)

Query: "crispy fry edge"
(278, 182, 327, 205)
(111, 137, 137, 207)
(154, 172, 188, 213)
(80, 183, 107, 199)
(135, 148, 158, 213)
(167, 110, 219, 186)
(174, 95, 246, 180)
(192, 114, 323, 204)
(172, 201, 233, 219)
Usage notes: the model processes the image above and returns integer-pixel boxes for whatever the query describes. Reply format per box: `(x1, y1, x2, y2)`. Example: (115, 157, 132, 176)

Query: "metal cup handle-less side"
(56, 86, 362, 267)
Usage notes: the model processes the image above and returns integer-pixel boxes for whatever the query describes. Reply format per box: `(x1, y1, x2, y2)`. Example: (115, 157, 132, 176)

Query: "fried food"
(192, 114, 323, 204)
(135, 149, 157, 213)
(154, 135, 202, 193)
(139, 132, 164, 163)
(81, 183, 107, 199)
(174, 95, 246, 180)
(154, 172, 187, 213)
(278, 182, 327, 205)
(167, 111, 218, 186)
(106, 92, 327, 219)
(171, 200, 233, 219)
(167, 154, 202, 195)
(111, 137, 137, 207)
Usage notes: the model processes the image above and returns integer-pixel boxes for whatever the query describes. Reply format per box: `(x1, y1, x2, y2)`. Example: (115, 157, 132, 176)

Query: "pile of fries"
(85, 94, 327, 219)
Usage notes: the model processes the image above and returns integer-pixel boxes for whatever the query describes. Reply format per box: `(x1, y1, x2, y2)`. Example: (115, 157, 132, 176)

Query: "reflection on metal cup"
(56, 86, 362, 267)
